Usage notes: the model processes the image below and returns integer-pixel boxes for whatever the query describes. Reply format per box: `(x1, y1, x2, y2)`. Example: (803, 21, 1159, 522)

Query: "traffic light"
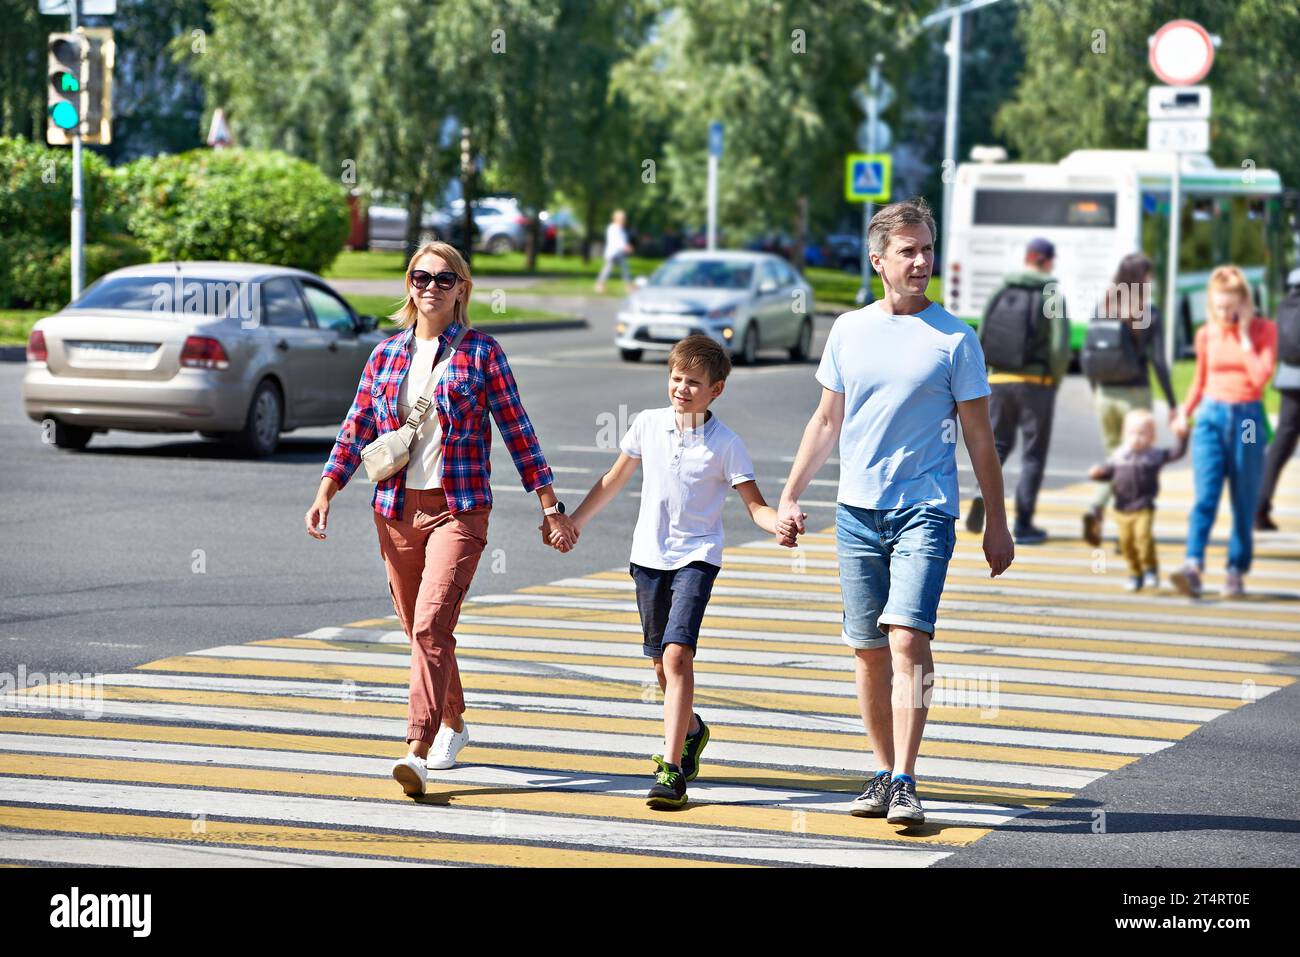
(46, 28, 114, 146)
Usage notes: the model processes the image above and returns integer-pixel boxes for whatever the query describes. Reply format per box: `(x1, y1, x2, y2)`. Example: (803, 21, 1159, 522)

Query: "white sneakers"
(427, 722, 470, 770)
(391, 722, 470, 796)
(391, 753, 428, 796)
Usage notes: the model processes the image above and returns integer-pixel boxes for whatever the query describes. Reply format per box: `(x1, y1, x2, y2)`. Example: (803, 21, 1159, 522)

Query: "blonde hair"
(1205, 265, 1251, 326)
(390, 241, 474, 329)
(1123, 408, 1155, 432)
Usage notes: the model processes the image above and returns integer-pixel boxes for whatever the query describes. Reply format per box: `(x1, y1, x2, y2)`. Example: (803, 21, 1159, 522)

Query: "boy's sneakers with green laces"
(886, 773, 926, 824)
(646, 754, 688, 810)
(849, 769, 893, 817)
(680, 714, 710, 782)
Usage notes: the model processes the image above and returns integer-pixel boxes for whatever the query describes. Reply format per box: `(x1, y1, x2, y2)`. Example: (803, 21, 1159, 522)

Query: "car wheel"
(619, 348, 642, 362)
(789, 317, 813, 361)
(234, 380, 283, 457)
(737, 324, 759, 366)
(488, 235, 515, 255)
(46, 418, 92, 450)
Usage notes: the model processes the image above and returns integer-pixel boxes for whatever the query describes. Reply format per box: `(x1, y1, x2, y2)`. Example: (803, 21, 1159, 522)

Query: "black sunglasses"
(410, 269, 461, 291)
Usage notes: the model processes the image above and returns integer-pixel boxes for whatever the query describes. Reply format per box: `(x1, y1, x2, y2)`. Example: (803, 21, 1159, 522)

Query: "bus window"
(973, 190, 1117, 228)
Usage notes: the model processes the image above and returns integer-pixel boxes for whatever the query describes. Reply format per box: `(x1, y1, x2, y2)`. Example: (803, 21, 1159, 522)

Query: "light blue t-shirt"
(815, 300, 990, 517)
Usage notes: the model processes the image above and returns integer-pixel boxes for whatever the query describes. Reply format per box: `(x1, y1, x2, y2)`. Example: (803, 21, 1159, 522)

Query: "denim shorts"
(629, 560, 720, 658)
(835, 502, 956, 650)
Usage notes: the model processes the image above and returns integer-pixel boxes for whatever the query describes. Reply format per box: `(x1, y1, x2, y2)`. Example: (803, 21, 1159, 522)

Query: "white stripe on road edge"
(33, 672, 1174, 756)
(0, 833, 442, 868)
(0, 778, 949, 868)
(0, 733, 1027, 827)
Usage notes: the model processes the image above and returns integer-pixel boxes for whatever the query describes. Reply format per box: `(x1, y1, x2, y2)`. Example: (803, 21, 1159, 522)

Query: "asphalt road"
(2, 293, 1296, 868)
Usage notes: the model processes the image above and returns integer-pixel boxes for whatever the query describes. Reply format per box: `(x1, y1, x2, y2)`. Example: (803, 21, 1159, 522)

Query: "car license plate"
(649, 323, 690, 339)
(68, 340, 157, 355)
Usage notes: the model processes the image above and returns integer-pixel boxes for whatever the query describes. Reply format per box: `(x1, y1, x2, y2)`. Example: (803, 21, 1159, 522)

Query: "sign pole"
(860, 56, 883, 305)
(69, 0, 85, 300)
(940, 11, 962, 254)
(706, 121, 721, 252)
(1165, 161, 1181, 372)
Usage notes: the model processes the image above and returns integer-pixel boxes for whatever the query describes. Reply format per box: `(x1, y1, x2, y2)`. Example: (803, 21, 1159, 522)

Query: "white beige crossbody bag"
(360, 325, 468, 483)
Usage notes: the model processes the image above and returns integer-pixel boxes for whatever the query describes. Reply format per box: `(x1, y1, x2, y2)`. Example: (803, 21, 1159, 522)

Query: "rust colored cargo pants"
(374, 487, 490, 746)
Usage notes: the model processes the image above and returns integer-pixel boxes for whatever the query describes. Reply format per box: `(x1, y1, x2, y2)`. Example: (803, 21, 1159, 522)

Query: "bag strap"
(402, 324, 469, 431)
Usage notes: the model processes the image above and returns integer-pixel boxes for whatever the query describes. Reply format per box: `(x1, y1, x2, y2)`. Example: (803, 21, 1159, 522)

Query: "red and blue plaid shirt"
(321, 319, 553, 518)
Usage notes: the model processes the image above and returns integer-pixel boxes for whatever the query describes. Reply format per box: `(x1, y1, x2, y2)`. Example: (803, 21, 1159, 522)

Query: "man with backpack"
(966, 238, 1070, 544)
(1257, 267, 1300, 531)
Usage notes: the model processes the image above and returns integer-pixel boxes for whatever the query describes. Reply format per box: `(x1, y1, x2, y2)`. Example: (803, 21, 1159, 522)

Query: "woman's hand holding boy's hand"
(540, 514, 579, 553)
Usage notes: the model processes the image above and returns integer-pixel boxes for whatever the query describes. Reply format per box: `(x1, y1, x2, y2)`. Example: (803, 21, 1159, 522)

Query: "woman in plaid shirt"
(305, 241, 578, 796)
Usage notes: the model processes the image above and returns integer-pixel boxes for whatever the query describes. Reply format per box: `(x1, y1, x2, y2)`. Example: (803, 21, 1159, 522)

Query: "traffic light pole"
(70, 0, 84, 300)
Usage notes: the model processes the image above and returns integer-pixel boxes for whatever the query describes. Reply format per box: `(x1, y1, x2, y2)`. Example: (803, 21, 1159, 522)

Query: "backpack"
(1082, 318, 1145, 385)
(1278, 286, 1300, 366)
(979, 284, 1045, 370)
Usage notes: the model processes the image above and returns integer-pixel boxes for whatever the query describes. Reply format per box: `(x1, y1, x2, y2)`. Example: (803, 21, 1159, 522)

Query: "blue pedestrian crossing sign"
(845, 153, 892, 203)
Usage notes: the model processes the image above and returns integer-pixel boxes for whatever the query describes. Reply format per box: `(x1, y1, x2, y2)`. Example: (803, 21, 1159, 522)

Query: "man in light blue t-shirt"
(780, 197, 1015, 826)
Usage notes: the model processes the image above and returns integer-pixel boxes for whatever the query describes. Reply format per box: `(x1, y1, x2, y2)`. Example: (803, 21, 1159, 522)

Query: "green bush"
(117, 148, 350, 274)
(0, 136, 127, 241)
(0, 235, 148, 311)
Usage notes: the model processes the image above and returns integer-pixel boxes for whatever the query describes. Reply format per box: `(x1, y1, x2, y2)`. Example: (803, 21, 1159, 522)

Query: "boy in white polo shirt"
(560, 335, 798, 808)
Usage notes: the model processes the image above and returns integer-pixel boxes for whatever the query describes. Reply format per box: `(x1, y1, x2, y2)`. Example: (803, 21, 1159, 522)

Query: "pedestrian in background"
(1080, 252, 1177, 548)
(1255, 267, 1300, 531)
(1088, 408, 1187, 591)
(595, 209, 633, 294)
(966, 237, 1071, 545)
(305, 241, 577, 796)
(1170, 265, 1277, 599)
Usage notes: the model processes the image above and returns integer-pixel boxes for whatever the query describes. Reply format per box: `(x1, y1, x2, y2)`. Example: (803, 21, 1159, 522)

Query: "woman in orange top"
(1170, 266, 1277, 598)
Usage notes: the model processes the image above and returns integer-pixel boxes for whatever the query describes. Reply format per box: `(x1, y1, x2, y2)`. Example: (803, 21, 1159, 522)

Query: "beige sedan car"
(23, 262, 387, 456)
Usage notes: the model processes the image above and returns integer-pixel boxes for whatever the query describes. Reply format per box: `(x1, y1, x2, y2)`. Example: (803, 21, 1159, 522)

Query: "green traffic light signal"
(50, 100, 79, 130)
(60, 72, 79, 92)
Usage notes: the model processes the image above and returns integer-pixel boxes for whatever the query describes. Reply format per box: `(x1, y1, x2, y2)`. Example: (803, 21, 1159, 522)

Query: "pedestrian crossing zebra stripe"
(0, 804, 745, 869)
(122, 654, 1225, 726)
(0, 715, 1073, 807)
(133, 641, 1287, 697)
(0, 747, 997, 842)
(0, 778, 953, 868)
(50, 673, 1174, 755)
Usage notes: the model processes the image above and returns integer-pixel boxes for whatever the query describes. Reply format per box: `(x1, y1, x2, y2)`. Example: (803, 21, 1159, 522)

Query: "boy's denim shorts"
(835, 502, 956, 650)
(629, 560, 720, 658)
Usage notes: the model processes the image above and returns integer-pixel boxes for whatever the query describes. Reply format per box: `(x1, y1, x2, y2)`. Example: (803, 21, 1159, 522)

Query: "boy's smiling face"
(668, 361, 724, 415)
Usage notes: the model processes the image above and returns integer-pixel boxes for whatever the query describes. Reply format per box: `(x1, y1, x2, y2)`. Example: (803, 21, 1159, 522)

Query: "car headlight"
(615, 322, 627, 334)
(707, 305, 737, 321)
(721, 327, 734, 340)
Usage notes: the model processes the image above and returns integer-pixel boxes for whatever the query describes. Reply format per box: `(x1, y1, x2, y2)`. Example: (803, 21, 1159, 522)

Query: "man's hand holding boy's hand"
(775, 515, 802, 548)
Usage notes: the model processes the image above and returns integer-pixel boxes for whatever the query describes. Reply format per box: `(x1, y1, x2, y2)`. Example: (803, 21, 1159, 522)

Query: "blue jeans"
(835, 502, 956, 650)
(1186, 397, 1266, 573)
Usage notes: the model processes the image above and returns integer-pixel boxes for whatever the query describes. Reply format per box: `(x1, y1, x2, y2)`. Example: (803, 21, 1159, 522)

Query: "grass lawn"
(325, 249, 939, 309)
(1, 309, 49, 347)
(343, 294, 575, 327)
(0, 297, 573, 347)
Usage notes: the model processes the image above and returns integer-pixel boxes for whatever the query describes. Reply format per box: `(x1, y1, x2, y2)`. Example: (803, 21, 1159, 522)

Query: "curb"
(0, 319, 591, 363)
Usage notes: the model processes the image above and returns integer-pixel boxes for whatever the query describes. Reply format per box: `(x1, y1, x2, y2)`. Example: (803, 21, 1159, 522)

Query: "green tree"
(995, 0, 1300, 190)
(611, 0, 904, 265)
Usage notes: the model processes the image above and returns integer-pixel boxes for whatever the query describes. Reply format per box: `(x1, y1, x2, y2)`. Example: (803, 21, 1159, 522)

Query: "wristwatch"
(542, 502, 566, 517)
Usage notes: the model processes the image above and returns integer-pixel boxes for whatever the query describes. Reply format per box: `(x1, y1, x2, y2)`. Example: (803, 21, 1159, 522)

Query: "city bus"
(942, 149, 1286, 356)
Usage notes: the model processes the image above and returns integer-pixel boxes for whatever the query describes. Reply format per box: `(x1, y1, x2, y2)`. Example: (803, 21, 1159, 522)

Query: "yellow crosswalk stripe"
(0, 805, 730, 868)
(0, 754, 989, 847)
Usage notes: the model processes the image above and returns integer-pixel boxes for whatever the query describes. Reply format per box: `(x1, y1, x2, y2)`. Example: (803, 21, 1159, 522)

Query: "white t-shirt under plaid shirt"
(619, 406, 756, 570)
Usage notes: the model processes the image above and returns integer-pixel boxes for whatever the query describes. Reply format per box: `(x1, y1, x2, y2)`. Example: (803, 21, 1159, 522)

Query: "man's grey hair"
(867, 197, 936, 257)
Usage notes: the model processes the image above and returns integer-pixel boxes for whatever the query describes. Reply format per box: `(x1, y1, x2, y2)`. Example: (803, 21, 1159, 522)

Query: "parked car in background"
(367, 198, 448, 250)
(446, 196, 527, 255)
(614, 251, 815, 366)
(22, 263, 387, 457)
